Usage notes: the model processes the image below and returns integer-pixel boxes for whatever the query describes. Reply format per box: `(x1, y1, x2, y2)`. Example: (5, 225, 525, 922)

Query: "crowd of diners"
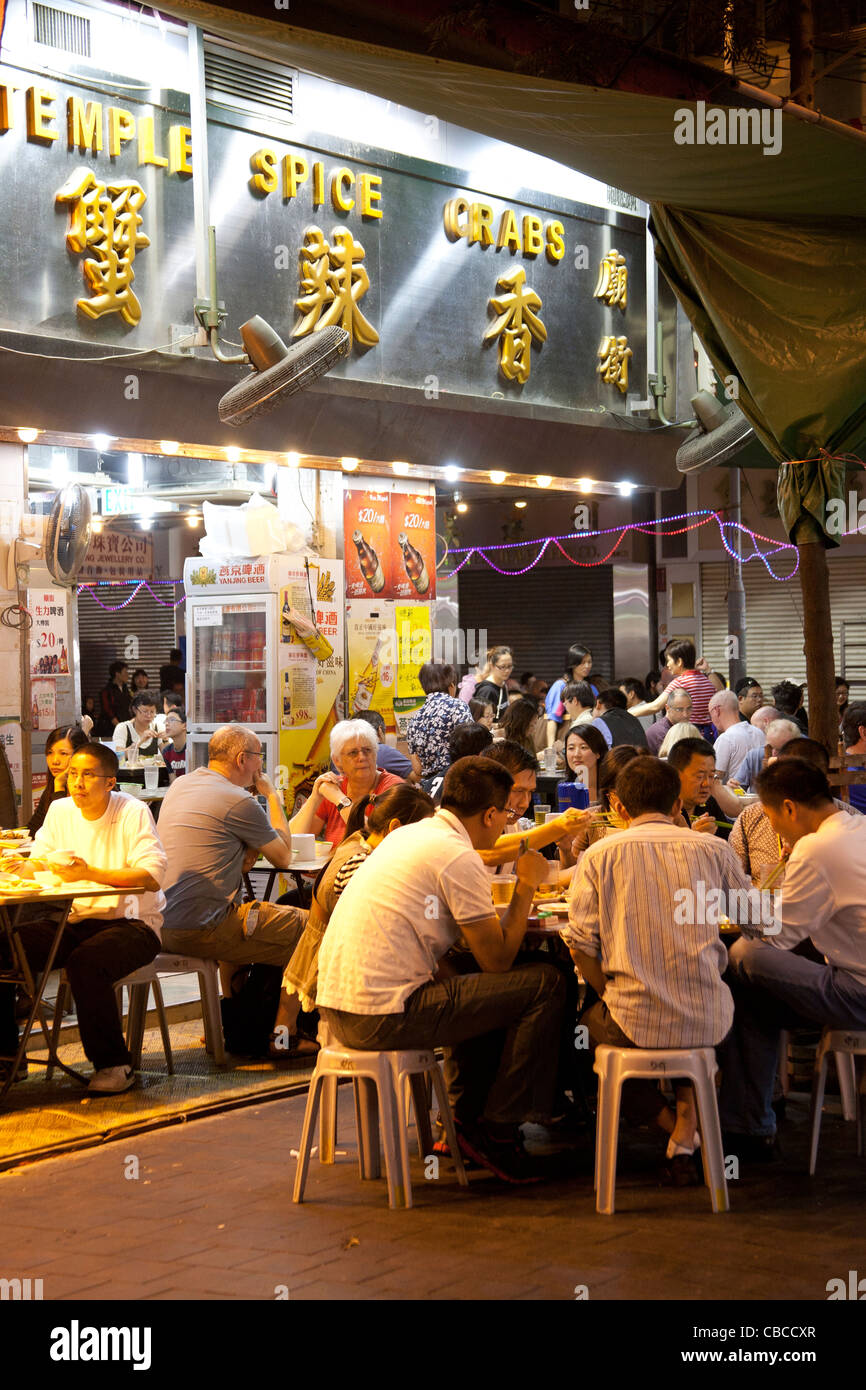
(1, 635, 864, 1193)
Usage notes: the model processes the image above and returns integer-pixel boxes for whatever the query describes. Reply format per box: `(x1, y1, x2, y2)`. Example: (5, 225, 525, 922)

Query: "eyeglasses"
(69, 772, 110, 785)
(242, 747, 263, 758)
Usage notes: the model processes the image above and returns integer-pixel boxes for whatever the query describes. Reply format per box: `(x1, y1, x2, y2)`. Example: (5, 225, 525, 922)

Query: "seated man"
(842, 702, 866, 813)
(482, 740, 584, 886)
(563, 756, 751, 1182)
(719, 760, 866, 1160)
(593, 689, 649, 750)
(646, 687, 693, 757)
(709, 689, 765, 782)
(729, 737, 861, 885)
(666, 737, 743, 838)
(422, 719, 492, 802)
(730, 714, 797, 790)
(352, 708, 421, 784)
(0, 744, 165, 1094)
(156, 724, 312, 1055)
(317, 755, 565, 1182)
(735, 678, 764, 723)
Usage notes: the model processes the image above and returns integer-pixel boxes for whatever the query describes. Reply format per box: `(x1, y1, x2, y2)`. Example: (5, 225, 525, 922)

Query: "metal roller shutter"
(77, 586, 178, 707)
(700, 556, 866, 698)
(457, 565, 614, 683)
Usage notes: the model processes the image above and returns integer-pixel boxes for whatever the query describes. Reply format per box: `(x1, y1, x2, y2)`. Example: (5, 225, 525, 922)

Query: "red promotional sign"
(343, 489, 392, 599)
(391, 493, 436, 601)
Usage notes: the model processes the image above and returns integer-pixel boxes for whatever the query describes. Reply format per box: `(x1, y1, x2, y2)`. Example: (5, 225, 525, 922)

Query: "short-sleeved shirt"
(406, 693, 474, 777)
(162, 743, 187, 778)
(473, 680, 509, 721)
(318, 808, 495, 1014)
(315, 769, 404, 847)
(113, 720, 160, 759)
(545, 678, 598, 723)
(666, 670, 717, 725)
(376, 743, 412, 778)
(158, 767, 280, 931)
(34, 792, 166, 938)
(712, 723, 764, 781)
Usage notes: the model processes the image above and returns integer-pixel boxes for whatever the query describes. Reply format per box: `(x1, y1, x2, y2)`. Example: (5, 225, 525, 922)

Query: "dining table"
(0, 880, 120, 1104)
(244, 845, 334, 903)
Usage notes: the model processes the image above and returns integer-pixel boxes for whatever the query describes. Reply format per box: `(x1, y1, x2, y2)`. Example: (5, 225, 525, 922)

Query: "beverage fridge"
(183, 554, 344, 804)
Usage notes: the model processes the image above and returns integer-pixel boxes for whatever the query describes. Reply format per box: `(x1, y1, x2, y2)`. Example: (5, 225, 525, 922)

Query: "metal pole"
(187, 25, 211, 310)
(727, 466, 747, 688)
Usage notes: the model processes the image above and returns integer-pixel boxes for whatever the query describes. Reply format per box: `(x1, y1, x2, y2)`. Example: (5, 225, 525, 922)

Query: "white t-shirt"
(713, 722, 765, 781)
(768, 812, 866, 986)
(317, 808, 495, 1014)
(34, 792, 167, 938)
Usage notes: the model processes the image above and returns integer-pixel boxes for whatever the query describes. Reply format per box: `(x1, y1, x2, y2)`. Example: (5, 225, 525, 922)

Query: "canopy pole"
(727, 467, 746, 689)
(794, 525, 838, 755)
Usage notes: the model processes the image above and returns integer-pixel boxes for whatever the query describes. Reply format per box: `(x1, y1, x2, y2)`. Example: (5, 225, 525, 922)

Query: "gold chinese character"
(56, 167, 150, 326)
(292, 225, 379, 348)
(594, 249, 628, 310)
(597, 335, 633, 394)
(483, 267, 547, 384)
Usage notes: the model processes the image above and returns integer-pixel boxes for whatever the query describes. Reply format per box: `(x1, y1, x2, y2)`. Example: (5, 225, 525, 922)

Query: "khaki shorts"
(161, 900, 307, 968)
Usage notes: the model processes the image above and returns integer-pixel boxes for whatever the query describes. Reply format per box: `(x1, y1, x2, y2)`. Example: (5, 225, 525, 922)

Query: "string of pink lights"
(440, 510, 803, 581)
(77, 581, 185, 612)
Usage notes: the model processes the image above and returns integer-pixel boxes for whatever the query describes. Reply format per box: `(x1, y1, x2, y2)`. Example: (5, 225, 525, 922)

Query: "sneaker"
(456, 1122, 545, 1184)
(88, 1065, 136, 1095)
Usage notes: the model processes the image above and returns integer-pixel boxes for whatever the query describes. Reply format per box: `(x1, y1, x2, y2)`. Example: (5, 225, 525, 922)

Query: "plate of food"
(0, 872, 43, 896)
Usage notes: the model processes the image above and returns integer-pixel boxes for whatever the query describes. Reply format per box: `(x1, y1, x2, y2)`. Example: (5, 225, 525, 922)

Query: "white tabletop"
(251, 849, 333, 875)
(0, 882, 120, 905)
(117, 784, 168, 802)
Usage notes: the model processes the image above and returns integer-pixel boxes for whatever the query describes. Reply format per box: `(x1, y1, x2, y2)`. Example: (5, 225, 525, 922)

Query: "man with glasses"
(0, 743, 166, 1094)
(157, 725, 312, 1055)
(646, 687, 693, 756)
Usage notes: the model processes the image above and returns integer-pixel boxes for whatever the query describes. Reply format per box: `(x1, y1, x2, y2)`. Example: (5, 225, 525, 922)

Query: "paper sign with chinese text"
(395, 603, 432, 700)
(28, 589, 70, 675)
(346, 601, 396, 723)
(31, 679, 57, 731)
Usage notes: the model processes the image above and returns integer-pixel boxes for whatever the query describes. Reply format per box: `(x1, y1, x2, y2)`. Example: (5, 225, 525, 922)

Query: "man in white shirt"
(0, 743, 166, 1095)
(719, 760, 866, 1160)
(563, 756, 751, 1184)
(317, 755, 563, 1183)
(709, 689, 765, 782)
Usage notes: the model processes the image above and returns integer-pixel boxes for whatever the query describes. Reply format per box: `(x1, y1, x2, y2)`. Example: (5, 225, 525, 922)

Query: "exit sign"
(103, 486, 135, 516)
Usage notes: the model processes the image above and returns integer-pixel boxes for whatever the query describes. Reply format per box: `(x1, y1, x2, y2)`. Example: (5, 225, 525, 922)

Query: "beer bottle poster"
(346, 601, 396, 723)
(391, 493, 436, 601)
(343, 489, 392, 599)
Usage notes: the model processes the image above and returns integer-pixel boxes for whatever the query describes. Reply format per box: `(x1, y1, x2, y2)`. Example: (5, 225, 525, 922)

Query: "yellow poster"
(346, 601, 396, 724)
(277, 558, 345, 812)
(395, 603, 432, 699)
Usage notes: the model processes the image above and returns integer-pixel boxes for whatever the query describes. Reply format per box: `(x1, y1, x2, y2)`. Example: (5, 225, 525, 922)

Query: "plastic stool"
(808, 1028, 866, 1175)
(47, 953, 226, 1076)
(593, 1045, 729, 1215)
(293, 1046, 468, 1209)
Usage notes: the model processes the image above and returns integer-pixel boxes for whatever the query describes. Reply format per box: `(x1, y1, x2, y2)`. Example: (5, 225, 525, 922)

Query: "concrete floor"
(0, 1083, 863, 1303)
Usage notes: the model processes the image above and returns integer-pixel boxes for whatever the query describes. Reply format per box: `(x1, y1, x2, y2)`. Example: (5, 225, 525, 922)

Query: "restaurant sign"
(0, 56, 647, 417)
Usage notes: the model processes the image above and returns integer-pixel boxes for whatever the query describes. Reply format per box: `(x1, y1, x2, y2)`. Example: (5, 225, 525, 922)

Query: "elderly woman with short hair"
(289, 719, 405, 848)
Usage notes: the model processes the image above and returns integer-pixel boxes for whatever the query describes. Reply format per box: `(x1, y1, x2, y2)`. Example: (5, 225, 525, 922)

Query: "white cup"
(143, 765, 159, 791)
(292, 833, 316, 861)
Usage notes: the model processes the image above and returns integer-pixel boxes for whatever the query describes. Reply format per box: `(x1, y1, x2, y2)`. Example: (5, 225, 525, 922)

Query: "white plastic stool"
(47, 968, 173, 1076)
(593, 1045, 729, 1215)
(293, 1046, 468, 1209)
(808, 1028, 866, 1175)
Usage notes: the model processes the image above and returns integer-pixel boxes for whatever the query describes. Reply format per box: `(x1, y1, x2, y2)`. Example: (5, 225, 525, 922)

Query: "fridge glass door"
(192, 600, 269, 728)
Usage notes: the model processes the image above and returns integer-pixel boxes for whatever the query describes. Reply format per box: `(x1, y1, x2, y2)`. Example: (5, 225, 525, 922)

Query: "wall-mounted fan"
(218, 318, 350, 426)
(676, 391, 755, 474)
(5, 485, 92, 590)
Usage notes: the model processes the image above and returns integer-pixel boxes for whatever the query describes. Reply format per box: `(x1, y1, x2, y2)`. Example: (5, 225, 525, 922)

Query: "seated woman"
(289, 719, 405, 849)
(29, 724, 91, 836)
(562, 724, 608, 806)
(561, 744, 640, 869)
(274, 783, 435, 1045)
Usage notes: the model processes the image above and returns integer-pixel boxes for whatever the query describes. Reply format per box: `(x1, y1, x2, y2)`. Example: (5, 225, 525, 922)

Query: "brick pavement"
(0, 1086, 864, 1301)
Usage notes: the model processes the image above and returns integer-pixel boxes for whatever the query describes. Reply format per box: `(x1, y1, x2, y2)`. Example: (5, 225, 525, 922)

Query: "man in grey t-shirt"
(158, 725, 311, 1053)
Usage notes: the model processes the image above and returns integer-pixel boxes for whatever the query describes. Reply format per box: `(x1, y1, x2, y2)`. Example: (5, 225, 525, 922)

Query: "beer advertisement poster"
(346, 601, 396, 723)
(391, 493, 436, 601)
(344, 490, 392, 599)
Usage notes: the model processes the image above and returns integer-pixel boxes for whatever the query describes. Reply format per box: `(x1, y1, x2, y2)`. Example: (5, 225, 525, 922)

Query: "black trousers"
(0, 916, 160, 1071)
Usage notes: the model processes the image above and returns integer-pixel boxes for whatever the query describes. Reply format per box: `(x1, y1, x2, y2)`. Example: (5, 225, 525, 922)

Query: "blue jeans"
(718, 938, 866, 1136)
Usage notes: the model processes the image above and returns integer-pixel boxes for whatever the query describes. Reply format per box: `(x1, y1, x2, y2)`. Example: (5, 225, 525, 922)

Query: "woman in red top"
(625, 639, 718, 741)
(289, 719, 404, 848)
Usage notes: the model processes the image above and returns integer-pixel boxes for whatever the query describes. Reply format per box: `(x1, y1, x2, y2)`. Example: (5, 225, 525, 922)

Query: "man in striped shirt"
(563, 756, 752, 1182)
(626, 640, 718, 742)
